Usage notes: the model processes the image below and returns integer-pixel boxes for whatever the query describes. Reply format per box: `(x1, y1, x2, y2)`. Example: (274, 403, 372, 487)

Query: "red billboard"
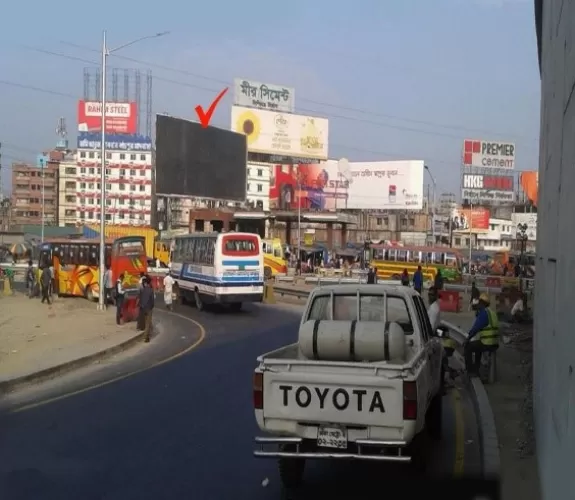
(451, 206, 490, 232)
(77, 100, 137, 134)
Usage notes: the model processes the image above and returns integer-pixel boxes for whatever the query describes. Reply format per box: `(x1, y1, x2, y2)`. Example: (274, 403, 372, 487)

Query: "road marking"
(452, 387, 465, 477)
(10, 311, 206, 414)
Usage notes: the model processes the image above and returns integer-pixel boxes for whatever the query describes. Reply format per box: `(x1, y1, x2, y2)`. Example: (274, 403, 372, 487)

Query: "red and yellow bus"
(38, 236, 147, 300)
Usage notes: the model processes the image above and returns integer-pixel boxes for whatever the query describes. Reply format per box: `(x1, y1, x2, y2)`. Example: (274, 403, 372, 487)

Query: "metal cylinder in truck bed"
(298, 319, 406, 363)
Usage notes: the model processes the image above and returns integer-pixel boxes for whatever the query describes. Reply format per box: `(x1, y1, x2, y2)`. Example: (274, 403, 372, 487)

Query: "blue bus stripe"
(221, 260, 260, 267)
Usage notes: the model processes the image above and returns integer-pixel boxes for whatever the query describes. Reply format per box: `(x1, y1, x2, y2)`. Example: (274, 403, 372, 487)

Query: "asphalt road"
(0, 301, 482, 500)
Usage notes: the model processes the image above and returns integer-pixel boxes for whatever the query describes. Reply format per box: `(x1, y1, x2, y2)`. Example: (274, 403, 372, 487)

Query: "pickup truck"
(253, 284, 444, 488)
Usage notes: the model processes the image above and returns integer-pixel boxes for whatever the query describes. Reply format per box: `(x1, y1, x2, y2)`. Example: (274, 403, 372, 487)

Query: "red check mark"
(195, 87, 229, 128)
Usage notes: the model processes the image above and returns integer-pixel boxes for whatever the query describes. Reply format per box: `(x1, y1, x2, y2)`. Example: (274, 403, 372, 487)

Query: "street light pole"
(97, 29, 169, 311)
(297, 164, 301, 274)
(41, 159, 45, 243)
(424, 165, 436, 245)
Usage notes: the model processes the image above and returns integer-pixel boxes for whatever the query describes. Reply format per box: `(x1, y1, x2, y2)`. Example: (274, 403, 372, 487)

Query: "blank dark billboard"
(155, 114, 247, 201)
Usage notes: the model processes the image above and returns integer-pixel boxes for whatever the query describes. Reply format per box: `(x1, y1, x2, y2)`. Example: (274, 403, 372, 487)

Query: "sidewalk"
(442, 312, 540, 500)
(0, 292, 145, 392)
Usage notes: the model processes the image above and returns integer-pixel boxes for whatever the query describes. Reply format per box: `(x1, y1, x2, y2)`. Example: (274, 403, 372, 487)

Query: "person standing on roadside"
(103, 265, 113, 308)
(138, 277, 155, 342)
(400, 268, 410, 286)
(26, 260, 36, 298)
(434, 268, 444, 290)
(413, 265, 423, 294)
(163, 273, 175, 311)
(115, 273, 126, 325)
(40, 266, 52, 304)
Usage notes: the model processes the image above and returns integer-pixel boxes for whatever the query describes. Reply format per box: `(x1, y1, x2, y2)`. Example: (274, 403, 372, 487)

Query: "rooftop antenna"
(56, 117, 69, 150)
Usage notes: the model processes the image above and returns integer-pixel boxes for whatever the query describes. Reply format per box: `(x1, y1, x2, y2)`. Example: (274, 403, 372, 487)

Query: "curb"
(0, 329, 147, 395)
(469, 377, 501, 478)
(441, 320, 501, 479)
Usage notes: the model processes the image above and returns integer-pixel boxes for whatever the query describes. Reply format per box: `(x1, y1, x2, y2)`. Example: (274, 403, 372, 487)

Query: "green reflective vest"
(479, 308, 500, 346)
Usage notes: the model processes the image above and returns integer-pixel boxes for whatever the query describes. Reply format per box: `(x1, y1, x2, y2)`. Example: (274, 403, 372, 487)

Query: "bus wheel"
(194, 290, 204, 311)
(264, 266, 272, 280)
(85, 286, 96, 302)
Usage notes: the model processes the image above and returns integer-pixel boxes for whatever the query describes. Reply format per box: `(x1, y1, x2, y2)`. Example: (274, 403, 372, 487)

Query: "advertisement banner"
(511, 213, 537, 241)
(231, 106, 328, 160)
(269, 160, 424, 210)
(77, 132, 152, 151)
(461, 189, 514, 203)
(461, 173, 515, 203)
(77, 100, 137, 134)
(463, 139, 515, 169)
(234, 79, 295, 113)
(519, 171, 538, 206)
(450, 206, 490, 232)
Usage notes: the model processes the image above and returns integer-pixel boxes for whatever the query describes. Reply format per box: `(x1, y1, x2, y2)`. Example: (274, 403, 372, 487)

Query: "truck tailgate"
(263, 369, 403, 428)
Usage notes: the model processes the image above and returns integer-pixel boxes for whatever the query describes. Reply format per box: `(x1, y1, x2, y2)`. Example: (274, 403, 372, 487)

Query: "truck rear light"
(403, 381, 417, 420)
(253, 372, 264, 410)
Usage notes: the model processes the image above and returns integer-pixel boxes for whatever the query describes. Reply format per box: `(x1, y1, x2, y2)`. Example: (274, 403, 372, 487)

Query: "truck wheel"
(426, 393, 443, 440)
(407, 433, 428, 476)
(278, 456, 305, 489)
(194, 290, 204, 311)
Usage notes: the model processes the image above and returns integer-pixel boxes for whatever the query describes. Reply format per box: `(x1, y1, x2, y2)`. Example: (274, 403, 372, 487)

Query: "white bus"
(171, 232, 264, 311)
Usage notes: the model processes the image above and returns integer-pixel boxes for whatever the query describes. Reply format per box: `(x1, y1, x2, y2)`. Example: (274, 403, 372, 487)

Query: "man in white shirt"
(163, 274, 175, 311)
(427, 286, 441, 332)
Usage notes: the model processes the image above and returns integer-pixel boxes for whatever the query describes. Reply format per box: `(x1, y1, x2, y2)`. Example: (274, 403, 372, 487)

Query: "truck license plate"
(317, 426, 347, 449)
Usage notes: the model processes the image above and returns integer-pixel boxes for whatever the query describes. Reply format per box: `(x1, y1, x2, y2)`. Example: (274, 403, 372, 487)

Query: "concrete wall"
(534, 1, 575, 499)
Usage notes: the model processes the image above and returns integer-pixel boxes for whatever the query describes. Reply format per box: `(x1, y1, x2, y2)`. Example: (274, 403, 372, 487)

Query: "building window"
(140, 154, 146, 161)
(65, 167, 76, 175)
(257, 184, 263, 192)
(106, 183, 112, 190)
(247, 183, 251, 192)
(106, 152, 112, 159)
(80, 167, 86, 174)
(257, 169, 263, 177)
(88, 152, 95, 159)
(119, 184, 126, 191)
(139, 170, 145, 176)
(119, 153, 126, 160)
(89, 168, 95, 174)
(129, 169, 136, 176)
(130, 185, 136, 191)
(80, 152, 86, 158)
(120, 169, 126, 176)
(376, 217, 382, 226)
(139, 185, 145, 192)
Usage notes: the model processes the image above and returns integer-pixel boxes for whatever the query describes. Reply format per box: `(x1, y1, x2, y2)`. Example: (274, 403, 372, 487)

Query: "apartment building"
(246, 162, 271, 210)
(58, 153, 81, 227)
(11, 159, 58, 226)
(75, 145, 153, 226)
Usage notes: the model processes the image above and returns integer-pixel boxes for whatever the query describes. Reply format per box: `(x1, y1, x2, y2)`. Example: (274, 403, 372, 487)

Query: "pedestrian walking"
(138, 277, 155, 342)
(163, 273, 175, 311)
(40, 266, 52, 304)
(115, 273, 126, 325)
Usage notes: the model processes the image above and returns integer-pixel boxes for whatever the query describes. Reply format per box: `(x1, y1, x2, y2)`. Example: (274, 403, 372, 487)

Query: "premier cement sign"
(463, 139, 515, 169)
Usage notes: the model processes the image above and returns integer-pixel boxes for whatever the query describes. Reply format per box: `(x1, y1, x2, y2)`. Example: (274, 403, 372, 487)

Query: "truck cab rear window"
(222, 236, 259, 256)
(307, 294, 413, 334)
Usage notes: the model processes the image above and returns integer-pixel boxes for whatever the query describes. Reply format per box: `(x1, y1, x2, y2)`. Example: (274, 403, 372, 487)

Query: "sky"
(0, 0, 541, 198)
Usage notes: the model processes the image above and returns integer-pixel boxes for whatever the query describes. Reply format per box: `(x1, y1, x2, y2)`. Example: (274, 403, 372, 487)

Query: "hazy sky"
(0, 0, 540, 197)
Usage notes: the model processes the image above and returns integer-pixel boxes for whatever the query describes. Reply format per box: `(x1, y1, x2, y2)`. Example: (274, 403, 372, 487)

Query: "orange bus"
(38, 236, 147, 301)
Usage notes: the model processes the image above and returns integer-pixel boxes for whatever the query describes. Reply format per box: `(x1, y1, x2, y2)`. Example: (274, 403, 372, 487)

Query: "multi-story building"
(11, 156, 58, 227)
(74, 146, 153, 226)
(58, 152, 82, 227)
(246, 162, 271, 210)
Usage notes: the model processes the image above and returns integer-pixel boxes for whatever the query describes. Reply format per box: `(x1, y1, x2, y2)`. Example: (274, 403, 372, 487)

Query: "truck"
(253, 284, 444, 488)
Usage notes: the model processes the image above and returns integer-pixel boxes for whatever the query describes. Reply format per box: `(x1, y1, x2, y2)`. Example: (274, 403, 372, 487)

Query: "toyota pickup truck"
(253, 284, 444, 488)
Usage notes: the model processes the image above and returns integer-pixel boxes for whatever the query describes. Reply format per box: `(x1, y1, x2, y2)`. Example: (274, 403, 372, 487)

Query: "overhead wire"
(57, 40, 538, 142)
